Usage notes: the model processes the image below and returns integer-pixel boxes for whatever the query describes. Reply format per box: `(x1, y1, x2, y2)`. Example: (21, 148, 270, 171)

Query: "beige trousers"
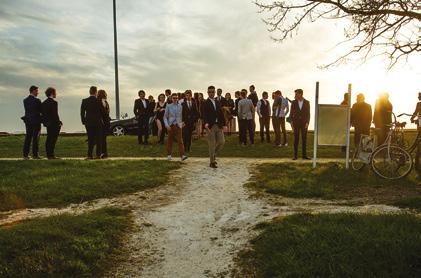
(207, 125, 225, 163)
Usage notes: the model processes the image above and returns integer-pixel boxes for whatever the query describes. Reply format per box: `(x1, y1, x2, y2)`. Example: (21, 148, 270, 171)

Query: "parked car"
(109, 114, 139, 136)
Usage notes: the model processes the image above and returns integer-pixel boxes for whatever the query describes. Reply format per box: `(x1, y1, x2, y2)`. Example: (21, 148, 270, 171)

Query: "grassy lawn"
(247, 162, 420, 206)
(0, 160, 179, 211)
(0, 208, 130, 277)
(0, 132, 364, 158)
(239, 213, 421, 278)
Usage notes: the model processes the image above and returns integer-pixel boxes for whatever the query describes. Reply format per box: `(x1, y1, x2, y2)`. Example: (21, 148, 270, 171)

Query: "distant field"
(3, 131, 418, 158)
(0, 160, 179, 211)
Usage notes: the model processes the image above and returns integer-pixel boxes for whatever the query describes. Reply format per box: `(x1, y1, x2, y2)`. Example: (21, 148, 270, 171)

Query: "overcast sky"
(0, 0, 420, 132)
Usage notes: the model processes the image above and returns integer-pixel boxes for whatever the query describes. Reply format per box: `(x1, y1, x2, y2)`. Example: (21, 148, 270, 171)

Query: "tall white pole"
(113, 0, 120, 120)
(345, 84, 352, 169)
(313, 82, 320, 168)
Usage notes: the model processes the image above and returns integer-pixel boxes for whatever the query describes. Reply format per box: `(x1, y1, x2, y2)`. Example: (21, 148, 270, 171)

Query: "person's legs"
(280, 117, 287, 145)
(247, 119, 254, 144)
(102, 130, 108, 157)
(264, 117, 270, 142)
(143, 117, 150, 143)
(301, 125, 308, 158)
(31, 124, 41, 157)
(167, 125, 174, 156)
(137, 119, 143, 144)
(354, 127, 362, 148)
(259, 117, 265, 142)
(23, 124, 33, 157)
(156, 119, 163, 143)
(273, 117, 281, 145)
(46, 125, 60, 157)
(293, 124, 300, 158)
(207, 126, 217, 163)
(176, 126, 185, 157)
(183, 124, 192, 152)
(95, 126, 103, 158)
(215, 126, 225, 155)
(86, 126, 95, 158)
(239, 119, 246, 144)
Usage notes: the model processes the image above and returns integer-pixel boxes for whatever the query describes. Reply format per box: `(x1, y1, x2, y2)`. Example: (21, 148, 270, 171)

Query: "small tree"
(255, 0, 421, 68)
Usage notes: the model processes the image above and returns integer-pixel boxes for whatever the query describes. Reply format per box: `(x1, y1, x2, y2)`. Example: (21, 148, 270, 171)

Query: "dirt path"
(0, 158, 411, 277)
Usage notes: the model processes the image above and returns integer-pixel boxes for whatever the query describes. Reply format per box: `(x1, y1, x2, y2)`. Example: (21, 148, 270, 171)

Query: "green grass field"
(0, 208, 131, 277)
(0, 160, 179, 211)
(239, 213, 421, 278)
(247, 162, 421, 206)
(0, 132, 365, 158)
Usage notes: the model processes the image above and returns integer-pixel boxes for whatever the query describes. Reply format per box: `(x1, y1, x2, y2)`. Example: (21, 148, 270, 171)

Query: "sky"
(0, 0, 420, 132)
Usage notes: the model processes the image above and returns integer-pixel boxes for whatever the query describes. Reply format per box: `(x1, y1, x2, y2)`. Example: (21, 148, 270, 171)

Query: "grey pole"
(113, 0, 120, 120)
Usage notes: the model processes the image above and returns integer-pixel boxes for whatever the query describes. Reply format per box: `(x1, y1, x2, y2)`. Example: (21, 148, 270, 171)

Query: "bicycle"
(396, 113, 421, 155)
(352, 112, 413, 180)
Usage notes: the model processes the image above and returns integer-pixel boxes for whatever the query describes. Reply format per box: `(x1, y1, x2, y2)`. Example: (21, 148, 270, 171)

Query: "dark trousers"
(45, 125, 61, 157)
(280, 117, 287, 145)
(183, 123, 194, 152)
(293, 122, 308, 158)
(259, 116, 270, 142)
(101, 128, 108, 157)
(137, 116, 150, 143)
(239, 119, 254, 145)
(23, 123, 41, 157)
(86, 125, 103, 158)
(354, 126, 370, 147)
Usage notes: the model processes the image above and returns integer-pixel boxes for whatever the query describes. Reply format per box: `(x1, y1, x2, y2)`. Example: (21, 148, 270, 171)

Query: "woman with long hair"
(97, 90, 111, 158)
(154, 93, 167, 144)
(196, 93, 205, 137)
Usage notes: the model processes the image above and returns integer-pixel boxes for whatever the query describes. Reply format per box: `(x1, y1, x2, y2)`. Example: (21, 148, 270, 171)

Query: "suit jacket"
(290, 99, 310, 125)
(133, 98, 151, 119)
(182, 100, 199, 127)
(248, 93, 259, 107)
(22, 95, 42, 125)
(351, 102, 372, 129)
(238, 99, 255, 120)
(42, 97, 61, 127)
(203, 98, 225, 129)
(81, 96, 106, 127)
(216, 96, 227, 107)
(164, 103, 183, 128)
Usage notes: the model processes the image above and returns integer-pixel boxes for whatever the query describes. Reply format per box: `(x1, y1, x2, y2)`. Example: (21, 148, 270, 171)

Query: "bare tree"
(255, 0, 421, 68)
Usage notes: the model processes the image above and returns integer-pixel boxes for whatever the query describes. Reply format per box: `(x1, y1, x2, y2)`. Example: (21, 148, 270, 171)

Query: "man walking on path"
(290, 89, 310, 160)
(22, 85, 42, 159)
(203, 86, 226, 168)
(164, 93, 188, 161)
(182, 90, 199, 152)
(134, 90, 152, 145)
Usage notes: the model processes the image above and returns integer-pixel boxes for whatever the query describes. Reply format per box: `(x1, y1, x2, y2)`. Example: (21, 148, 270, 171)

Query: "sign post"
(313, 82, 320, 168)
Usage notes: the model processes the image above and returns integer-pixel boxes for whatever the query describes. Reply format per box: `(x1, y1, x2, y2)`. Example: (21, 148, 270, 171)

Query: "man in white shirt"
(256, 91, 271, 143)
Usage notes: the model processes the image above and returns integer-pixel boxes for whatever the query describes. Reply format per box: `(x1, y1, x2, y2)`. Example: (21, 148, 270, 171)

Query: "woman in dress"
(154, 93, 167, 144)
(97, 90, 111, 158)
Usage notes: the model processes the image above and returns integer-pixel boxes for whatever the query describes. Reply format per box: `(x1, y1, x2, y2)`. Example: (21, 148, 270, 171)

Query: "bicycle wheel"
(371, 145, 413, 180)
(352, 146, 366, 171)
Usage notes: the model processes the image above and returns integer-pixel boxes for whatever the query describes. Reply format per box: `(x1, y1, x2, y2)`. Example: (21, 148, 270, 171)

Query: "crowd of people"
(20, 84, 421, 169)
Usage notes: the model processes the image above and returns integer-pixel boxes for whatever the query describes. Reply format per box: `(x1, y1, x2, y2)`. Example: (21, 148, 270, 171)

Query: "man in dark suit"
(203, 86, 226, 168)
(290, 89, 310, 160)
(182, 90, 199, 152)
(134, 90, 151, 145)
(248, 85, 259, 133)
(216, 88, 227, 107)
(373, 93, 393, 145)
(42, 87, 62, 159)
(81, 86, 105, 159)
(22, 85, 42, 159)
(351, 93, 372, 147)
